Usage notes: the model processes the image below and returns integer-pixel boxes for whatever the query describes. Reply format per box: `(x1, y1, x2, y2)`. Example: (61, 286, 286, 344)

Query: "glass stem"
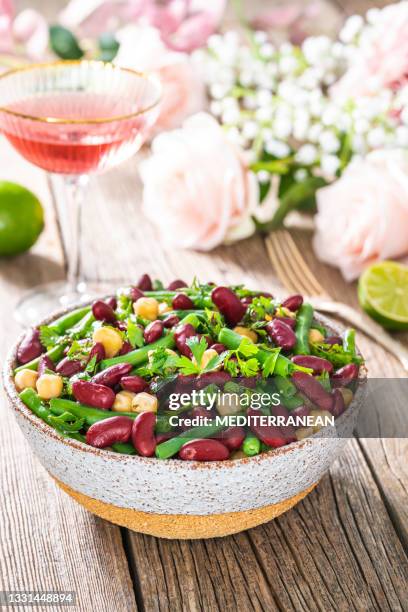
(61, 175, 89, 291)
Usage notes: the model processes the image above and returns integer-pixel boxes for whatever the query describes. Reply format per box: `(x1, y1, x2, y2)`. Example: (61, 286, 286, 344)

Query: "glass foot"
(14, 280, 120, 327)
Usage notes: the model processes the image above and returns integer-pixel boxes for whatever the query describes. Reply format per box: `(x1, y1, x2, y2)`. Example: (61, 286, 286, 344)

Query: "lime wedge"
(358, 261, 408, 330)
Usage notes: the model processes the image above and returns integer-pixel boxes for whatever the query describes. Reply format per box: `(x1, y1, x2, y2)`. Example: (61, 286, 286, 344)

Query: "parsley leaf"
(238, 357, 259, 377)
(39, 325, 62, 349)
(237, 338, 258, 358)
(262, 348, 281, 377)
(186, 336, 208, 368)
(127, 320, 144, 348)
(174, 356, 200, 375)
(201, 351, 229, 373)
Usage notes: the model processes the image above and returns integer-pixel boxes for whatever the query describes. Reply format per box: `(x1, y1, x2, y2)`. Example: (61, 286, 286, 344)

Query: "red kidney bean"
(247, 408, 287, 448)
(56, 357, 83, 377)
(120, 375, 148, 393)
(179, 439, 230, 461)
(325, 335, 343, 345)
(292, 371, 333, 411)
(92, 363, 133, 387)
(274, 316, 296, 328)
(114, 320, 127, 331)
(163, 314, 180, 328)
(72, 380, 115, 409)
(174, 323, 196, 357)
(179, 406, 211, 430)
(137, 274, 153, 291)
(38, 354, 55, 377)
(88, 342, 105, 363)
(130, 286, 144, 302)
(119, 341, 132, 356)
(172, 293, 194, 310)
(17, 328, 43, 364)
(211, 286, 246, 326)
(238, 376, 258, 388)
(155, 432, 176, 444)
(144, 320, 164, 344)
(270, 405, 297, 442)
(332, 363, 359, 387)
(281, 294, 303, 311)
(92, 300, 116, 323)
(105, 296, 117, 310)
(132, 411, 156, 457)
(210, 343, 226, 354)
(197, 370, 231, 389)
(330, 388, 346, 417)
(259, 291, 273, 298)
(214, 426, 245, 450)
(291, 404, 310, 420)
(291, 355, 333, 374)
(168, 279, 187, 290)
(86, 416, 133, 448)
(266, 319, 296, 351)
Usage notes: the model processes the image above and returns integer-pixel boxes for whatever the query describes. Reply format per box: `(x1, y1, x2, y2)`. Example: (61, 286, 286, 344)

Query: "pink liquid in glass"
(2, 92, 153, 174)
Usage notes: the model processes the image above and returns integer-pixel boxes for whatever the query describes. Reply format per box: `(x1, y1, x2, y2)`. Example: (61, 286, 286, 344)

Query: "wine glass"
(0, 60, 161, 325)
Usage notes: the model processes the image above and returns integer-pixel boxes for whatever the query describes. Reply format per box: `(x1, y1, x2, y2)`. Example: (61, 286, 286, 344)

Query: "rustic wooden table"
(1, 1, 407, 610)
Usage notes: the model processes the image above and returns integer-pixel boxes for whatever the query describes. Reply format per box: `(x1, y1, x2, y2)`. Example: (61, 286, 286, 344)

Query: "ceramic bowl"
(3, 306, 366, 539)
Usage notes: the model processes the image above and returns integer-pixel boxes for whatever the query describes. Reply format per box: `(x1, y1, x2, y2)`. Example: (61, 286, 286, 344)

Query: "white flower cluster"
(192, 24, 407, 184)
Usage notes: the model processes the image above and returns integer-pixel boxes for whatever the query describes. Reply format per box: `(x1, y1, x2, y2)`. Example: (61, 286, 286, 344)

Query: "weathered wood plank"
(0, 140, 137, 612)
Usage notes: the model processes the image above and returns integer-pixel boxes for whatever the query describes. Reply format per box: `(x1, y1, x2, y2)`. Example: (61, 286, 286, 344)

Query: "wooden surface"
(1, 1, 407, 610)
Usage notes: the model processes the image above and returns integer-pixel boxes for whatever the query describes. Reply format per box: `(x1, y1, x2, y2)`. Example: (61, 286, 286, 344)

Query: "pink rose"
(13, 9, 49, 59)
(115, 24, 204, 132)
(0, 0, 14, 53)
(313, 150, 408, 281)
(332, 2, 408, 98)
(140, 113, 259, 250)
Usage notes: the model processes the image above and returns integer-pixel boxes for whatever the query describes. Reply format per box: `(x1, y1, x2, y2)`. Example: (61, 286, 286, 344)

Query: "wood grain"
(0, 141, 137, 612)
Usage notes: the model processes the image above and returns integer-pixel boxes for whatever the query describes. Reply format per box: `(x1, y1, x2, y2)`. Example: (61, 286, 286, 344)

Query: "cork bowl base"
(55, 478, 317, 539)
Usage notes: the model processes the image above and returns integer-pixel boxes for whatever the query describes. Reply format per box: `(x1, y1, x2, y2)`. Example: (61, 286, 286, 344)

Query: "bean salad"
(14, 276, 364, 461)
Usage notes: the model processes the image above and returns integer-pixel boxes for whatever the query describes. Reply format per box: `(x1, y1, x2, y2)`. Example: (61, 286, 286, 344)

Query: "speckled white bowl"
(3, 305, 366, 539)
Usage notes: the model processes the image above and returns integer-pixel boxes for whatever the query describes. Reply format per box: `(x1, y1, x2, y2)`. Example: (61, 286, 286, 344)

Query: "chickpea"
(132, 392, 158, 413)
(92, 326, 123, 358)
(36, 373, 63, 400)
(233, 326, 258, 343)
(217, 393, 242, 417)
(281, 307, 296, 319)
(133, 297, 159, 321)
(339, 387, 354, 407)
(158, 302, 172, 315)
(192, 348, 220, 370)
(265, 314, 272, 321)
(15, 369, 38, 392)
(296, 427, 314, 441)
(309, 328, 325, 344)
(113, 390, 136, 412)
(310, 409, 333, 433)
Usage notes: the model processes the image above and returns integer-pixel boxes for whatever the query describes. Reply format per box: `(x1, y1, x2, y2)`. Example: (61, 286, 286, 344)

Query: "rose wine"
(2, 92, 153, 174)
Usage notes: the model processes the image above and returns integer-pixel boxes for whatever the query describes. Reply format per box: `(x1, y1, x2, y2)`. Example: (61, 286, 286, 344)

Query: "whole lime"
(0, 181, 44, 256)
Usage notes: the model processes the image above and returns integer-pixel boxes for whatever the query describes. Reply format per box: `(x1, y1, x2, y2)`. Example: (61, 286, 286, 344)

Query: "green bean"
(242, 432, 261, 456)
(281, 394, 304, 410)
(50, 306, 91, 334)
(69, 310, 95, 338)
(100, 333, 176, 370)
(218, 328, 295, 377)
(343, 329, 356, 356)
(155, 414, 173, 434)
(158, 309, 206, 320)
(155, 422, 225, 459)
(274, 375, 297, 398)
(111, 442, 137, 455)
(294, 303, 314, 355)
(14, 344, 66, 374)
(19, 388, 83, 432)
(50, 398, 137, 426)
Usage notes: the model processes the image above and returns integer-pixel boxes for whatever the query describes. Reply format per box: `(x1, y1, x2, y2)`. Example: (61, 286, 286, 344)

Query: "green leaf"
(237, 338, 258, 358)
(201, 351, 229, 373)
(186, 336, 208, 368)
(49, 25, 84, 60)
(98, 32, 120, 62)
(39, 325, 62, 349)
(262, 348, 281, 377)
(127, 320, 144, 348)
(85, 355, 97, 375)
(174, 355, 200, 375)
(238, 357, 259, 377)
